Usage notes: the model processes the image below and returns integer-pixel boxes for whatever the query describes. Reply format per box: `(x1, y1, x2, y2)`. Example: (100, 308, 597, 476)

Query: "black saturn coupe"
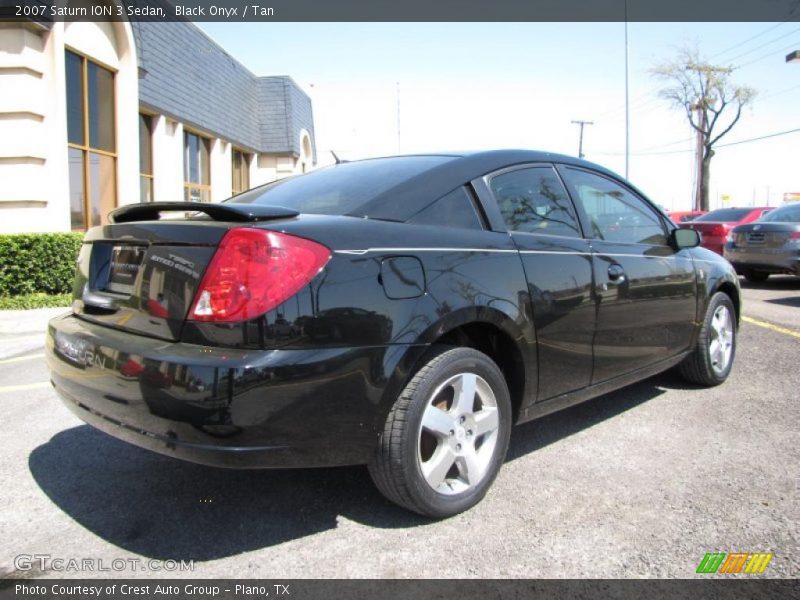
(46, 150, 740, 517)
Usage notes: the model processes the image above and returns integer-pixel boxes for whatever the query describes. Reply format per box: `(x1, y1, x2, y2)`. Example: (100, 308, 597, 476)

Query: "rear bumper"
(724, 246, 800, 275)
(700, 237, 725, 255)
(46, 313, 420, 468)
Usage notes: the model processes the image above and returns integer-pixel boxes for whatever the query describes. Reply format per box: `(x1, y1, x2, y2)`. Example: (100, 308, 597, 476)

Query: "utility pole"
(571, 120, 594, 159)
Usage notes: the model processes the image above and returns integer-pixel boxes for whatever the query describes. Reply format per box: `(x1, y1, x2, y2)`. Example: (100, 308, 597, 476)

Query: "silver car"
(724, 203, 800, 282)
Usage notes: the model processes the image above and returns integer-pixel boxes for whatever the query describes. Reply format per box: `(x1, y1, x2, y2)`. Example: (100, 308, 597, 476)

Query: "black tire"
(744, 270, 769, 283)
(368, 346, 512, 518)
(679, 292, 737, 386)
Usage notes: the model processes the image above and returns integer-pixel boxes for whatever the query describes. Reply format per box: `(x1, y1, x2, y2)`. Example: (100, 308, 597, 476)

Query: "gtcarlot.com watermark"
(14, 554, 194, 573)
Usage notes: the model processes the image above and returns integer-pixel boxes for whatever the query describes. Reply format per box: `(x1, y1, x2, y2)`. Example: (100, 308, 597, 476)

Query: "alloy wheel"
(709, 305, 734, 375)
(416, 372, 500, 495)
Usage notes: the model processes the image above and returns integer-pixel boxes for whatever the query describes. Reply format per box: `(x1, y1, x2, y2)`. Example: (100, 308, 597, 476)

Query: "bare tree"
(652, 46, 756, 211)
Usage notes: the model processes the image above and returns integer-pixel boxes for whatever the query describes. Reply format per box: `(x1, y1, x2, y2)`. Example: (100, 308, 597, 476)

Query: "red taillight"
(120, 358, 144, 378)
(790, 231, 800, 240)
(709, 224, 730, 237)
(188, 228, 331, 323)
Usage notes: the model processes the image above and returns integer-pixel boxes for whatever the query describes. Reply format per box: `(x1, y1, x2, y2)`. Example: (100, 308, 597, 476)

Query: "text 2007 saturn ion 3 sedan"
(46, 150, 740, 517)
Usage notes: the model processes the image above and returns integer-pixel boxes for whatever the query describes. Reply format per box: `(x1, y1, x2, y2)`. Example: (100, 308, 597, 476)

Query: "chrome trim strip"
(520, 250, 592, 256)
(593, 252, 682, 260)
(336, 248, 687, 260)
(335, 248, 518, 255)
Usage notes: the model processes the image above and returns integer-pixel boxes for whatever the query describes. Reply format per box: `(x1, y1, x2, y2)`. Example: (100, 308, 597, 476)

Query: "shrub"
(0, 233, 83, 296)
(0, 293, 72, 310)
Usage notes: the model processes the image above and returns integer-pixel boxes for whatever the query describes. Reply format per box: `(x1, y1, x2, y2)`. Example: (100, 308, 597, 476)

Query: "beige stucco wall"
(0, 21, 312, 233)
(0, 20, 139, 233)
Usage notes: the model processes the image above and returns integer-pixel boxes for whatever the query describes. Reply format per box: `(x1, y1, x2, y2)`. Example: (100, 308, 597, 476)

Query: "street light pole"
(396, 81, 401, 154)
(624, 0, 630, 178)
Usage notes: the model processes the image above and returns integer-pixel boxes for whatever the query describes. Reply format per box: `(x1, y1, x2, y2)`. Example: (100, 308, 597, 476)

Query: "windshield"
(693, 208, 752, 222)
(226, 156, 455, 216)
(759, 204, 800, 223)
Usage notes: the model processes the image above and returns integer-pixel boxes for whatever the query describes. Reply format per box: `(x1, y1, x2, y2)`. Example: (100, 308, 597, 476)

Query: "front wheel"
(368, 346, 512, 518)
(679, 292, 737, 386)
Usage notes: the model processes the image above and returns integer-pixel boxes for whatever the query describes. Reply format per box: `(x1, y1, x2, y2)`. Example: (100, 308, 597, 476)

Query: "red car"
(667, 210, 707, 223)
(680, 207, 772, 255)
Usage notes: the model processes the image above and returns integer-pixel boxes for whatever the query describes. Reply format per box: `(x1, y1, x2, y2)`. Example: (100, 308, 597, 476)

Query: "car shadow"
(506, 370, 685, 461)
(29, 369, 688, 562)
(764, 296, 800, 308)
(739, 275, 800, 291)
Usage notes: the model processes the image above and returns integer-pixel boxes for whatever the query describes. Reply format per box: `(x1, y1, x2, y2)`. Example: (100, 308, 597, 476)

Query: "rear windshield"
(760, 204, 800, 222)
(693, 208, 752, 222)
(227, 156, 454, 216)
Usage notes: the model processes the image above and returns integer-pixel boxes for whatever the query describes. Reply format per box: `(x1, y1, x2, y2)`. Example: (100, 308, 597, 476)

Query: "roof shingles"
(131, 21, 314, 157)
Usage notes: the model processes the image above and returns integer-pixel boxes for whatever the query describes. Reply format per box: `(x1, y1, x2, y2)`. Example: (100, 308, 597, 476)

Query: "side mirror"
(671, 228, 701, 249)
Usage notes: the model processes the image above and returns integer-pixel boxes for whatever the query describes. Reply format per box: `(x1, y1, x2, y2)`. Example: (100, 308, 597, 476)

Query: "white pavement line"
(0, 334, 45, 343)
(0, 353, 44, 365)
(0, 381, 50, 393)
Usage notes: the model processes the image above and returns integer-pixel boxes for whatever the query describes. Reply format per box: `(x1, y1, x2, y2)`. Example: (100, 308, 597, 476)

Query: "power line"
(735, 40, 800, 69)
(588, 24, 800, 146)
(594, 126, 800, 156)
(716, 126, 800, 148)
(592, 91, 657, 119)
(636, 136, 694, 152)
(721, 25, 800, 64)
(708, 22, 790, 61)
(758, 82, 800, 101)
(593, 146, 693, 157)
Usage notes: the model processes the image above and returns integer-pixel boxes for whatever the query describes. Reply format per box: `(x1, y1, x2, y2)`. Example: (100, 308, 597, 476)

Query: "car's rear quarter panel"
(47, 215, 536, 467)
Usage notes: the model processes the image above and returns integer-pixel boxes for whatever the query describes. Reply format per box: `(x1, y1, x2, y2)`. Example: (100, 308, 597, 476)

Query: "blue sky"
(199, 22, 800, 210)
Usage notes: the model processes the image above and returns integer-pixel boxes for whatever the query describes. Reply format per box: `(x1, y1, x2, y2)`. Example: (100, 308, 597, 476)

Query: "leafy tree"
(652, 46, 756, 211)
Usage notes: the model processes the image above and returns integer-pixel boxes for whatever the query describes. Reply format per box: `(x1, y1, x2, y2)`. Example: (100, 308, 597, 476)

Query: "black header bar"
(1, 0, 800, 23)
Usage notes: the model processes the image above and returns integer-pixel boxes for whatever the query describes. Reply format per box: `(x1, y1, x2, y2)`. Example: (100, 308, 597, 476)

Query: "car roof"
(350, 149, 630, 221)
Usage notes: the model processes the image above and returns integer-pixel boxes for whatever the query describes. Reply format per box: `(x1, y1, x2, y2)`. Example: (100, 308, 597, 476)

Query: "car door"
(557, 165, 696, 383)
(477, 164, 594, 401)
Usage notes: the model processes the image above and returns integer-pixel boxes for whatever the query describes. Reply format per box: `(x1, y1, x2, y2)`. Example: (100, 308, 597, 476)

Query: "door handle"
(607, 264, 626, 283)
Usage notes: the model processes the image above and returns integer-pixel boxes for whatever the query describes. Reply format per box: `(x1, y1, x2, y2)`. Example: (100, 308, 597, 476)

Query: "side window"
(560, 168, 667, 245)
(408, 187, 482, 230)
(489, 167, 581, 238)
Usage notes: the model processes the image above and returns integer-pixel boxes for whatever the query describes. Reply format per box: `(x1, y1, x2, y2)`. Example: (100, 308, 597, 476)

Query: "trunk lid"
(72, 203, 298, 341)
(732, 222, 800, 248)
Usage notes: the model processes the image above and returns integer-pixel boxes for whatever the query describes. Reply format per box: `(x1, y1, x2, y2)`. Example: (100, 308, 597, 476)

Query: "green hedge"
(0, 293, 72, 310)
(0, 233, 84, 296)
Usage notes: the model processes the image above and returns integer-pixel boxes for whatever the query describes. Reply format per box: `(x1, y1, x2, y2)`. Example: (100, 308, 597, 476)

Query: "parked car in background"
(680, 207, 772, 255)
(724, 202, 800, 282)
(45, 150, 741, 517)
(667, 210, 707, 223)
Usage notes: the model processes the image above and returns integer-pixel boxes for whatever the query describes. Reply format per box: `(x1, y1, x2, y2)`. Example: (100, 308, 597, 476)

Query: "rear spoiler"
(109, 202, 299, 224)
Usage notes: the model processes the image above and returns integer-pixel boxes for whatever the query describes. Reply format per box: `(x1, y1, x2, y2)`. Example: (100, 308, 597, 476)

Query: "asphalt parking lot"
(0, 277, 797, 579)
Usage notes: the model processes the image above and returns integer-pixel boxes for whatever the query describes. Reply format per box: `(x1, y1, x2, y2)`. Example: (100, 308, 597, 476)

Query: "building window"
(183, 131, 211, 202)
(139, 114, 154, 203)
(232, 149, 250, 195)
(65, 50, 116, 230)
